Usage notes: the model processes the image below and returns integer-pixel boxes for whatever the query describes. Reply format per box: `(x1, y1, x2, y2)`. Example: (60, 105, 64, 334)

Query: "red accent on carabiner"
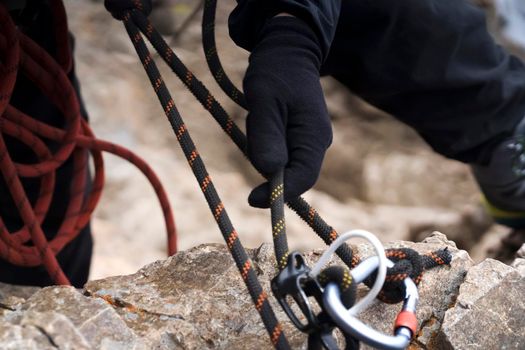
(394, 310, 417, 336)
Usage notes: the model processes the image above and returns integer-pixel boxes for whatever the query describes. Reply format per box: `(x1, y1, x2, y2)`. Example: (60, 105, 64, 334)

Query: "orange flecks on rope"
(241, 260, 251, 280)
(351, 255, 360, 268)
(226, 230, 238, 249)
(329, 229, 337, 242)
(206, 94, 213, 111)
(142, 53, 152, 68)
(153, 77, 163, 92)
(308, 207, 316, 225)
(188, 150, 199, 167)
(201, 175, 211, 192)
(185, 71, 193, 86)
(214, 202, 224, 221)
(255, 291, 268, 312)
(387, 250, 406, 259)
(271, 323, 283, 346)
(176, 124, 187, 141)
(385, 273, 408, 282)
(165, 98, 175, 115)
(225, 118, 233, 135)
(165, 46, 173, 63)
(427, 251, 446, 265)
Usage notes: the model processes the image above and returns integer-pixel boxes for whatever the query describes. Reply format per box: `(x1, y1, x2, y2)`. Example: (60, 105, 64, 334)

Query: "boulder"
(0, 282, 40, 314)
(0, 286, 147, 349)
(436, 259, 525, 349)
(0, 232, 523, 349)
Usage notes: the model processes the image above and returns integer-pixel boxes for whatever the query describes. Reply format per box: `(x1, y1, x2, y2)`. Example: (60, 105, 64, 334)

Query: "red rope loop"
(0, 1, 177, 285)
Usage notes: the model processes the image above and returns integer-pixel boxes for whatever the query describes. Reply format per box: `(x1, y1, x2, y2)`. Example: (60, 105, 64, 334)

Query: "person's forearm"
(229, 0, 342, 59)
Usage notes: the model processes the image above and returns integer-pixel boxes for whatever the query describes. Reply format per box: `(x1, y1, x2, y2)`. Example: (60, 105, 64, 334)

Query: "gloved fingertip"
(280, 165, 318, 204)
(248, 183, 271, 208)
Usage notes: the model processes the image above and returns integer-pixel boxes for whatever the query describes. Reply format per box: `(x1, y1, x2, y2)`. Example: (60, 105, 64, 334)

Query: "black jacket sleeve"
(228, 0, 342, 60)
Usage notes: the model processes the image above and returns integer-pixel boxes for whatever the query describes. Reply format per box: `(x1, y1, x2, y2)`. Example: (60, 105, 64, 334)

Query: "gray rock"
(0, 233, 521, 349)
(0, 318, 56, 350)
(22, 286, 147, 350)
(0, 283, 40, 313)
(84, 243, 305, 349)
(512, 259, 525, 277)
(513, 244, 525, 276)
(20, 311, 91, 350)
(516, 243, 525, 259)
(437, 259, 525, 349)
(83, 232, 466, 349)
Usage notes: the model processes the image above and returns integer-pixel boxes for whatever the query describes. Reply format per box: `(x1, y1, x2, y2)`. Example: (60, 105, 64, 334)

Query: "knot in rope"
(381, 248, 423, 303)
(364, 247, 452, 303)
(104, 0, 152, 20)
(317, 266, 357, 309)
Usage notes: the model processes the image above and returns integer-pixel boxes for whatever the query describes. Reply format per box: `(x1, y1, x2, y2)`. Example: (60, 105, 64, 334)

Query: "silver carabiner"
(323, 273, 419, 350)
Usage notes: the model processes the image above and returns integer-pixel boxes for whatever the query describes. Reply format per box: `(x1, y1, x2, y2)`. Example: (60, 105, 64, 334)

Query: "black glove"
(244, 16, 332, 208)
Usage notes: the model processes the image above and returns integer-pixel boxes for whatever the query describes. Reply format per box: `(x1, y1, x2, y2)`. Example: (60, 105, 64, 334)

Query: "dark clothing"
(0, 2, 92, 288)
(230, 0, 525, 163)
(4, 0, 525, 286)
(244, 17, 332, 208)
(229, 0, 341, 59)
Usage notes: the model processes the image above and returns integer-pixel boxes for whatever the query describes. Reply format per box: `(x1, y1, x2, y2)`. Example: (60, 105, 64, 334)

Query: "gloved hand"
(244, 16, 332, 208)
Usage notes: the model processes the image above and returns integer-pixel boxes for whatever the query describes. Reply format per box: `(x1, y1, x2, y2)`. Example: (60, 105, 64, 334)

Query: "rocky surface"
(437, 259, 525, 349)
(0, 232, 523, 349)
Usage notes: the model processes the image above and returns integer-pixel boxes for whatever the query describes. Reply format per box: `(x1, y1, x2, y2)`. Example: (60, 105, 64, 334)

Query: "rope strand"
(121, 11, 290, 349)
(109, 1, 453, 347)
(0, 2, 177, 285)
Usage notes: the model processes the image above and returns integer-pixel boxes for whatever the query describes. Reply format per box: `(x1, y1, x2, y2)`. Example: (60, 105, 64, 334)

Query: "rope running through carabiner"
(107, 1, 453, 348)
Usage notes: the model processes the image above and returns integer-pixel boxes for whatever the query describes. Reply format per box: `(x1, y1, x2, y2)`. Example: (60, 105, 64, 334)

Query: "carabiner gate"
(322, 276, 419, 350)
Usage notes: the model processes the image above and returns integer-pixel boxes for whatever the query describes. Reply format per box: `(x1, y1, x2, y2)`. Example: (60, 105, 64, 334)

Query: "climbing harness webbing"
(107, 1, 452, 348)
(0, 1, 177, 286)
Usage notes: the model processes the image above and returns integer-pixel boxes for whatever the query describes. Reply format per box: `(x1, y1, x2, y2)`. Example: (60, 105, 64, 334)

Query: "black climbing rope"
(105, 0, 452, 348)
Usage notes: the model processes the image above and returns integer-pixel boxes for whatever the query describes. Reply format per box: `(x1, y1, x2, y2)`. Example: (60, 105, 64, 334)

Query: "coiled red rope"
(0, 0, 177, 285)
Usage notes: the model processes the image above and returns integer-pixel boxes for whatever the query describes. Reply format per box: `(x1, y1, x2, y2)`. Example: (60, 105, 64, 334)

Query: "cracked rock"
(1, 233, 522, 349)
(0, 282, 40, 315)
(84, 232, 466, 349)
(0, 318, 56, 349)
(20, 311, 91, 350)
(84, 243, 306, 349)
(436, 259, 525, 349)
